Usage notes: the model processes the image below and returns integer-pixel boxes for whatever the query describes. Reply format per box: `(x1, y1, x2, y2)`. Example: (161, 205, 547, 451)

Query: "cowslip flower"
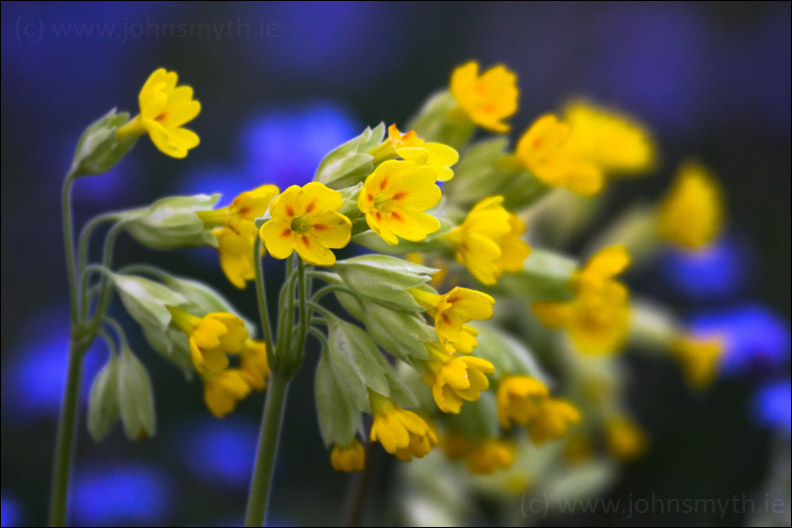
(240, 339, 270, 391)
(168, 306, 248, 374)
(421, 343, 494, 414)
(527, 398, 582, 445)
(532, 245, 631, 355)
(672, 334, 724, 389)
(116, 68, 201, 158)
(200, 185, 280, 288)
(443, 196, 531, 285)
(330, 439, 365, 472)
(202, 368, 251, 418)
(659, 161, 724, 250)
(605, 416, 647, 461)
(440, 430, 471, 460)
(259, 182, 351, 266)
(369, 390, 438, 461)
(369, 124, 459, 182)
(450, 61, 518, 133)
(410, 286, 495, 354)
(358, 160, 442, 246)
(466, 439, 515, 475)
(496, 375, 550, 428)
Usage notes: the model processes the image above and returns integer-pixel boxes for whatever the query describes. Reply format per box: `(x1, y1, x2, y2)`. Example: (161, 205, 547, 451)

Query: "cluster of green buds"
(51, 61, 732, 527)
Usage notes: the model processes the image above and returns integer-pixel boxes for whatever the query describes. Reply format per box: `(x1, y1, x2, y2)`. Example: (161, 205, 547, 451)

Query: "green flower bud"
(407, 90, 474, 149)
(110, 272, 189, 333)
(491, 249, 577, 302)
(315, 123, 386, 190)
(117, 345, 156, 440)
(71, 108, 138, 177)
(87, 353, 120, 442)
(122, 194, 221, 250)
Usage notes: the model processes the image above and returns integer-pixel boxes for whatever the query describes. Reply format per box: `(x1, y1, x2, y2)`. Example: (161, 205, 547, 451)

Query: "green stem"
(253, 237, 274, 350)
(311, 284, 353, 304)
(77, 213, 117, 320)
(48, 337, 90, 526)
(292, 259, 310, 366)
(244, 372, 290, 527)
(307, 301, 334, 320)
(62, 176, 80, 324)
(275, 256, 298, 367)
(88, 221, 126, 329)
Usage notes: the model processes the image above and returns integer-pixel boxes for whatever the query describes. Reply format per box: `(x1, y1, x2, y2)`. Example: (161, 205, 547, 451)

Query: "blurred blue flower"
(660, 236, 753, 302)
(1, 495, 22, 527)
(176, 417, 258, 488)
(689, 304, 790, 377)
(754, 380, 791, 436)
(72, 463, 172, 526)
(1, 305, 106, 422)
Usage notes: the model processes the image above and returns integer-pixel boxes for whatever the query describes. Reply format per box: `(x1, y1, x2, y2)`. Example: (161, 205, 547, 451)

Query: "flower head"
(240, 339, 270, 391)
(358, 160, 442, 246)
(202, 368, 251, 418)
(659, 161, 724, 250)
(496, 376, 551, 428)
(116, 68, 201, 158)
(466, 439, 516, 475)
(410, 286, 495, 354)
(330, 440, 366, 472)
(450, 61, 518, 133)
(532, 246, 631, 355)
(369, 391, 438, 461)
(370, 124, 459, 182)
(443, 196, 531, 285)
(259, 182, 351, 266)
(421, 343, 494, 414)
(527, 398, 582, 445)
(168, 307, 248, 374)
(672, 334, 724, 389)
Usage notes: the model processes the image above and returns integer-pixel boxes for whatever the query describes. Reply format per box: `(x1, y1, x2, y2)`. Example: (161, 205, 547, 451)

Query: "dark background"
(1, 2, 789, 526)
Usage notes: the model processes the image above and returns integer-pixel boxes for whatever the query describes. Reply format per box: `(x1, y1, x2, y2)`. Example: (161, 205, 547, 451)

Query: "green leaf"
(87, 353, 120, 442)
(315, 351, 362, 447)
(333, 254, 436, 311)
(71, 108, 138, 177)
(314, 124, 386, 189)
(123, 194, 221, 250)
(117, 346, 156, 440)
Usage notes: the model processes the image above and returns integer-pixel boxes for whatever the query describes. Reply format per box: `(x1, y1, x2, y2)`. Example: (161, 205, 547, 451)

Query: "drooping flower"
(330, 439, 366, 472)
(466, 439, 516, 475)
(116, 68, 201, 158)
(527, 398, 582, 445)
(672, 334, 724, 389)
(369, 391, 438, 461)
(358, 160, 442, 245)
(369, 124, 459, 182)
(202, 368, 251, 418)
(410, 286, 495, 354)
(659, 161, 724, 250)
(532, 245, 631, 355)
(450, 61, 519, 133)
(605, 416, 647, 461)
(443, 196, 531, 285)
(167, 306, 248, 374)
(421, 343, 494, 414)
(239, 339, 270, 391)
(259, 182, 352, 266)
(496, 376, 550, 428)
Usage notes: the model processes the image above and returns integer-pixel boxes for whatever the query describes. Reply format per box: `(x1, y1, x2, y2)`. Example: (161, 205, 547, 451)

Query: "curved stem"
(62, 176, 80, 323)
(88, 221, 126, 328)
(292, 259, 310, 366)
(307, 301, 334, 320)
(244, 372, 290, 527)
(77, 213, 117, 319)
(311, 284, 354, 304)
(49, 336, 90, 526)
(308, 326, 329, 349)
(275, 256, 298, 366)
(253, 237, 274, 350)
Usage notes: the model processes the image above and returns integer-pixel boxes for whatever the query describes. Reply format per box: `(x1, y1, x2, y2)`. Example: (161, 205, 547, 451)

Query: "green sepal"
(122, 194, 221, 250)
(314, 123, 386, 189)
(117, 345, 156, 440)
(110, 272, 189, 333)
(87, 352, 120, 442)
(315, 350, 362, 447)
(475, 323, 553, 386)
(351, 217, 454, 255)
(407, 90, 475, 149)
(71, 108, 138, 177)
(491, 249, 577, 302)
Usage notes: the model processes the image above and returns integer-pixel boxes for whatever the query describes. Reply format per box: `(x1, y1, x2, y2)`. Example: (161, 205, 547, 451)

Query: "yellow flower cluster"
(440, 432, 516, 474)
(369, 391, 438, 462)
(532, 245, 631, 355)
(450, 61, 519, 133)
(370, 124, 459, 182)
(330, 440, 366, 472)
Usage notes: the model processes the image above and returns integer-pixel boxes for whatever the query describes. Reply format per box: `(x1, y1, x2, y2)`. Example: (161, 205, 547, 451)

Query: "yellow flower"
(259, 182, 352, 266)
(672, 334, 724, 389)
(370, 124, 459, 182)
(116, 68, 201, 158)
(358, 160, 442, 245)
(168, 306, 248, 374)
(450, 61, 518, 133)
(410, 286, 495, 354)
(443, 196, 531, 285)
(496, 376, 550, 428)
(527, 398, 582, 445)
(202, 368, 251, 418)
(240, 339, 270, 391)
(466, 439, 515, 475)
(421, 343, 494, 414)
(606, 416, 647, 461)
(330, 439, 366, 472)
(369, 391, 438, 461)
(659, 161, 724, 250)
(441, 430, 471, 460)
(532, 245, 631, 355)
